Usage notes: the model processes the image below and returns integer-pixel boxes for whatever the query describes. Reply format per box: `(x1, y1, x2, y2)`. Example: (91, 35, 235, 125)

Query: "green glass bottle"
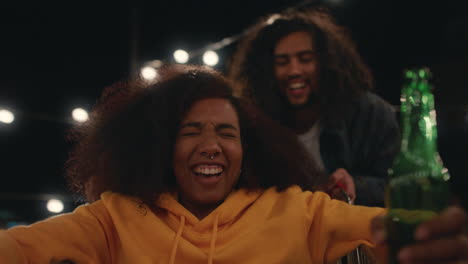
(385, 67, 450, 264)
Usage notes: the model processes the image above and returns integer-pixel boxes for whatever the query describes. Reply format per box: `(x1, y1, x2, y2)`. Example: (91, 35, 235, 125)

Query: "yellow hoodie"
(0, 186, 384, 264)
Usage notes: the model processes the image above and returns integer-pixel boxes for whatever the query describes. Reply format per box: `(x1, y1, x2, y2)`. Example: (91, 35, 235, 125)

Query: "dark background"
(1, 1, 467, 224)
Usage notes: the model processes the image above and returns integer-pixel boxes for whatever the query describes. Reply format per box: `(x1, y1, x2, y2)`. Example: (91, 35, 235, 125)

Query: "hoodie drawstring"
(208, 213, 219, 264)
(169, 215, 185, 264)
(169, 213, 219, 264)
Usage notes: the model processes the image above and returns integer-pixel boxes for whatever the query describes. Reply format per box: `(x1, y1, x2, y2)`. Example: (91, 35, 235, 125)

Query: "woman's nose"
(198, 135, 222, 158)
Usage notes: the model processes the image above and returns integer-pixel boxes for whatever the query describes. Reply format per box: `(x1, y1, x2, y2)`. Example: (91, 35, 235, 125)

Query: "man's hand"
(371, 206, 468, 263)
(327, 168, 356, 203)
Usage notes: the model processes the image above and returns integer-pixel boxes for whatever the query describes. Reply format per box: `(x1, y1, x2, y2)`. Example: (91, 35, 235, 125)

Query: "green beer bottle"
(385, 67, 450, 264)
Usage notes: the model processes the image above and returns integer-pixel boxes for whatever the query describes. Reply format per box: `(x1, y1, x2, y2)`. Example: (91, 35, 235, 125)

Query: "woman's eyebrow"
(179, 122, 202, 129)
(216, 123, 238, 131)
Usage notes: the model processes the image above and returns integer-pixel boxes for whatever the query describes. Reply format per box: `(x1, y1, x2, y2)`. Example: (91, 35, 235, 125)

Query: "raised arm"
(306, 191, 385, 263)
(0, 201, 111, 264)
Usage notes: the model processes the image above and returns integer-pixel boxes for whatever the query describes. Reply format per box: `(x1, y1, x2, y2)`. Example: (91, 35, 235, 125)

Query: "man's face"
(273, 31, 319, 106)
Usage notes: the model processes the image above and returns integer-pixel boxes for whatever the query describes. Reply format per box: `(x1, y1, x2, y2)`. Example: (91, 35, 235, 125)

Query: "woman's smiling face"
(173, 98, 243, 218)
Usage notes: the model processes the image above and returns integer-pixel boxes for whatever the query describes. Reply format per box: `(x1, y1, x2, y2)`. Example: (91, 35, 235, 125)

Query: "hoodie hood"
(158, 188, 263, 230)
(157, 188, 263, 264)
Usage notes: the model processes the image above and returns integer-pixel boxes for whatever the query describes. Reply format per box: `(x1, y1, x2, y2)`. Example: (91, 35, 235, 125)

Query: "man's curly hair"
(228, 8, 373, 127)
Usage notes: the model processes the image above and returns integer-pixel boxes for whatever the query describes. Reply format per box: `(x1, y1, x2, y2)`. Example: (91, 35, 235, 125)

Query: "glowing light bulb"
(173, 49, 189, 64)
(202, 50, 219, 66)
(72, 108, 89, 123)
(0, 109, 14, 124)
(140, 66, 158, 81)
(47, 199, 64, 213)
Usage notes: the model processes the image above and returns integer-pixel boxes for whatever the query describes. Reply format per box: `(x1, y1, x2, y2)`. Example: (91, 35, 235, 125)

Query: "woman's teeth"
(193, 165, 223, 176)
(288, 83, 306, 90)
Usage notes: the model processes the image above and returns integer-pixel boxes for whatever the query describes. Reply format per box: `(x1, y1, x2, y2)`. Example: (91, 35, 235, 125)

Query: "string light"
(202, 50, 219, 66)
(0, 0, 348, 128)
(72, 108, 89, 123)
(0, 109, 14, 124)
(46, 199, 64, 213)
(148, 60, 163, 68)
(173, 49, 189, 64)
(140, 66, 158, 81)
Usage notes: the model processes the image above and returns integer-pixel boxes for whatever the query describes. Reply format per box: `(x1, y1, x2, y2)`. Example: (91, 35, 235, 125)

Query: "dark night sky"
(1, 1, 467, 223)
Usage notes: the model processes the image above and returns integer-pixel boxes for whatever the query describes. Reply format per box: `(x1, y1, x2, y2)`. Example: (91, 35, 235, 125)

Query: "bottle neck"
(400, 80, 439, 164)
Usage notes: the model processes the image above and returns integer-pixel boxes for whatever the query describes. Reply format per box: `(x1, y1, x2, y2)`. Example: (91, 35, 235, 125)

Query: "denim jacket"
(319, 92, 400, 207)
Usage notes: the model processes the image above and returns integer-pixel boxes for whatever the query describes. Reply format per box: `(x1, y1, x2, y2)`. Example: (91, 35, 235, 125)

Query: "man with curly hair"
(228, 8, 400, 207)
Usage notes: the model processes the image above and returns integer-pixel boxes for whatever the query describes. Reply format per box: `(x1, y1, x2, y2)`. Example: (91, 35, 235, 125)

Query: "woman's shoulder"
(261, 186, 331, 205)
(54, 192, 146, 224)
(97, 191, 147, 214)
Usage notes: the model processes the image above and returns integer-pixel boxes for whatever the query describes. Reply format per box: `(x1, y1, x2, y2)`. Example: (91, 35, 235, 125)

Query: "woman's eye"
(180, 131, 199, 136)
(220, 133, 236, 138)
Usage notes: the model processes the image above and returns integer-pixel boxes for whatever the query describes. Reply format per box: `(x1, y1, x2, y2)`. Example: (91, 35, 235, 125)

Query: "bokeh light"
(72, 108, 89, 123)
(202, 50, 219, 66)
(140, 66, 158, 81)
(0, 109, 15, 124)
(148, 59, 163, 68)
(173, 49, 189, 64)
(46, 199, 64, 213)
